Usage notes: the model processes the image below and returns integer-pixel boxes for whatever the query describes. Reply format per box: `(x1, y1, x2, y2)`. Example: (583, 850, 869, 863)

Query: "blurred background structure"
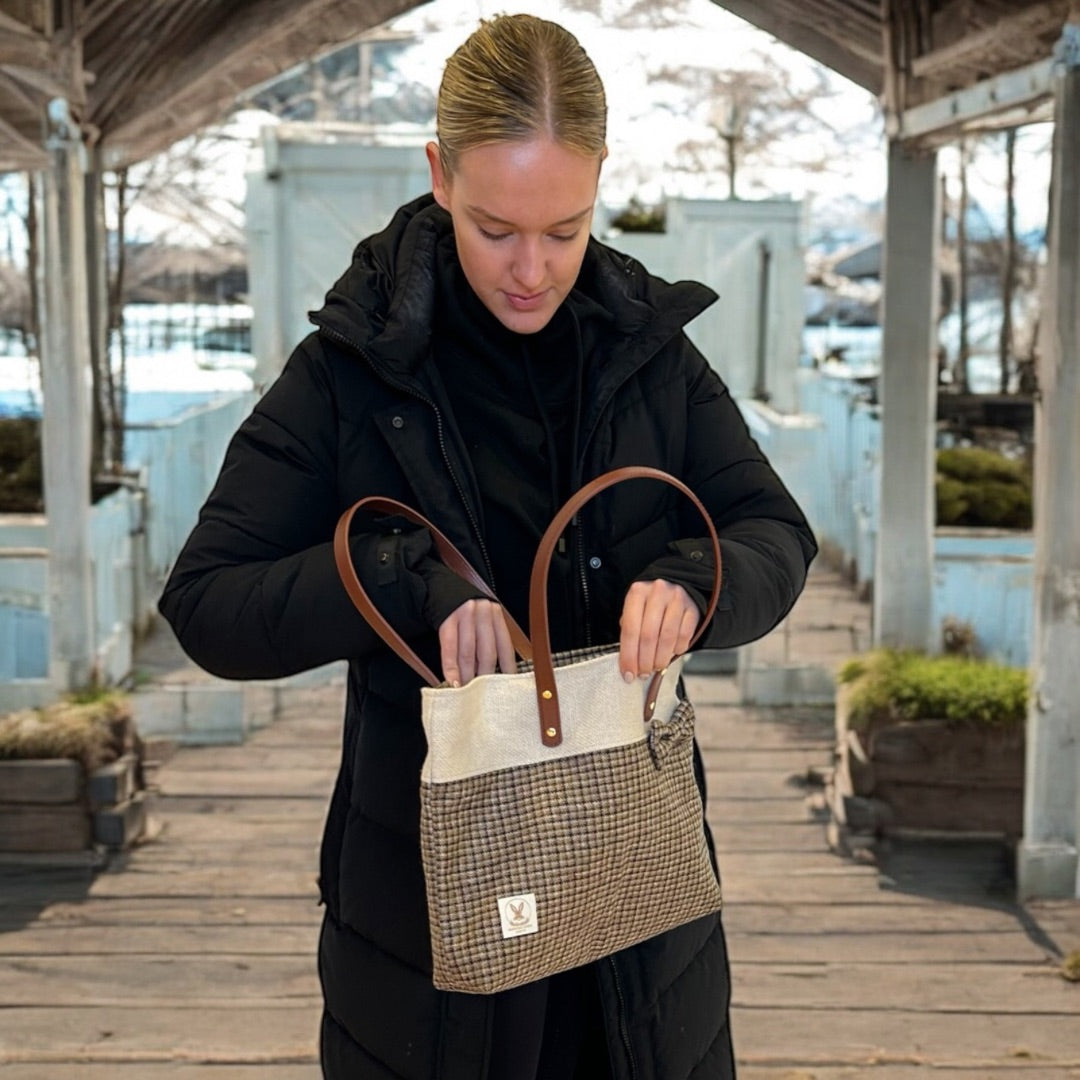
(0, 0, 1076, 904)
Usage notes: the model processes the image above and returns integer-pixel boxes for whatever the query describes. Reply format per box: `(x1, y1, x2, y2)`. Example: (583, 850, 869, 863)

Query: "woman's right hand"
(438, 599, 517, 687)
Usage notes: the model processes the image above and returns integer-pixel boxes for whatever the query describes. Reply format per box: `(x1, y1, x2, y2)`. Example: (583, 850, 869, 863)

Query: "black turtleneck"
(432, 238, 584, 641)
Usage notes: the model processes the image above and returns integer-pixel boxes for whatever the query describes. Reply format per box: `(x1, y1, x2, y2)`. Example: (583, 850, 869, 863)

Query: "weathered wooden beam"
(882, 0, 901, 119)
(0, 146, 46, 171)
(87, 0, 213, 127)
(0, 63, 46, 112)
(0, 104, 44, 158)
(898, 56, 1055, 145)
(0, 14, 50, 65)
(1, 61, 69, 99)
(94, 0, 430, 143)
(81, 0, 135, 37)
(912, 0, 1068, 80)
(713, 0, 882, 91)
(0, 0, 48, 35)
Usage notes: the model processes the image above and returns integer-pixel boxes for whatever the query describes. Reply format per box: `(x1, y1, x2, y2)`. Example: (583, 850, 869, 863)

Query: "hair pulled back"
(436, 13, 607, 173)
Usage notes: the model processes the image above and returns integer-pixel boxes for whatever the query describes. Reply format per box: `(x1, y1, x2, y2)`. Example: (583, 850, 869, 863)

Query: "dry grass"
(1063, 950, 1080, 983)
(0, 692, 136, 773)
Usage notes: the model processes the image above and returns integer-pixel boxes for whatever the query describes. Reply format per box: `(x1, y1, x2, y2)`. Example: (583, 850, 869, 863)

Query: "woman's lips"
(505, 290, 548, 311)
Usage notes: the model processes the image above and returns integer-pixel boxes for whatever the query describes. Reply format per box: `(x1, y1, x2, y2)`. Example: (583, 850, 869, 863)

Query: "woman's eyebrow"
(465, 204, 593, 228)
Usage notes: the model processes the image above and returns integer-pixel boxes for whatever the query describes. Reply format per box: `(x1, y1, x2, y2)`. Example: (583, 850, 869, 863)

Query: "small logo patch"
(498, 893, 538, 939)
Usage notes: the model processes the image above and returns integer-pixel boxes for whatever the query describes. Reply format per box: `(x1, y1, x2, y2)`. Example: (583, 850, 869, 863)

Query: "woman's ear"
(426, 141, 451, 210)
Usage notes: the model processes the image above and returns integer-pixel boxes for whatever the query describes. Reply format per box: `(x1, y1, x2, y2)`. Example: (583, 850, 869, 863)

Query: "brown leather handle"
(333, 496, 532, 686)
(529, 467, 722, 748)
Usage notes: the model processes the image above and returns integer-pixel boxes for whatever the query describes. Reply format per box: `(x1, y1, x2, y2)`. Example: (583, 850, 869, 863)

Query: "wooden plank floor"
(2, 660, 1079, 1076)
(690, 675, 1080, 1080)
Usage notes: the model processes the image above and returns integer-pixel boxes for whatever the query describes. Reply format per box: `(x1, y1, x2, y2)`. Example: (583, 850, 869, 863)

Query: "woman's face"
(427, 137, 603, 335)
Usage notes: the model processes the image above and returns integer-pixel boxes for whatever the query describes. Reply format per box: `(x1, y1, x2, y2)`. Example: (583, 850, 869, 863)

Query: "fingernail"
(640, 673, 650, 681)
(451, 679, 461, 689)
(622, 671, 634, 684)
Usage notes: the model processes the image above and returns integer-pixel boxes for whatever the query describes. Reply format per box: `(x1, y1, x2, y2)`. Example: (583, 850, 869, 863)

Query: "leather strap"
(529, 467, 722, 748)
(333, 497, 532, 687)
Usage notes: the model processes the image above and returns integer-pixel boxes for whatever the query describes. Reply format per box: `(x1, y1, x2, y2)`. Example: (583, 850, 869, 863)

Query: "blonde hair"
(436, 13, 607, 173)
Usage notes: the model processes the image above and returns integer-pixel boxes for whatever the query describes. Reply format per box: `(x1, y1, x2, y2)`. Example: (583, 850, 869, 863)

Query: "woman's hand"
(439, 599, 517, 687)
(619, 579, 700, 682)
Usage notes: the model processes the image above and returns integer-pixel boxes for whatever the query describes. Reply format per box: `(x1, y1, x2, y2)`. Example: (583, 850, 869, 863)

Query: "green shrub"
(838, 649, 1028, 730)
(935, 447, 1031, 528)
(965, 480, 1032, 529)
(0, 416, 43, 512)
(609, 197, 666, 233)
(935, 476, 970, 525)
(937, 446, 1026, 485)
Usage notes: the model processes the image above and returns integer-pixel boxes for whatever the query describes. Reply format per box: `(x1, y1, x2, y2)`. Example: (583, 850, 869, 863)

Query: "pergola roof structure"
(0, 0, 1072, 172)
(0, 0, 419, 171)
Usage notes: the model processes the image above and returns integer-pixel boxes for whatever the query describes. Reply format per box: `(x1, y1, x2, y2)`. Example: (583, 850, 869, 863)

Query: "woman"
(159, 13, 816, 1079)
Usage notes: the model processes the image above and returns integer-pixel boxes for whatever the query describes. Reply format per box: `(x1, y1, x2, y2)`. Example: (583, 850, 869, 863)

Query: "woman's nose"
(511, 240, 544, 291)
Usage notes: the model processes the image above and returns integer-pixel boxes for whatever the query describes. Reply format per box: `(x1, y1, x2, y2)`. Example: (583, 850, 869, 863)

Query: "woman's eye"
(550, 233, 578, 243)
(479, 227, 510, 241)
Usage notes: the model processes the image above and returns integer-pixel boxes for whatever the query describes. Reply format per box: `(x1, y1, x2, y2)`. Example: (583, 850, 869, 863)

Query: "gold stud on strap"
(545, 727, 557, 739)
(542, 689, 553, 700)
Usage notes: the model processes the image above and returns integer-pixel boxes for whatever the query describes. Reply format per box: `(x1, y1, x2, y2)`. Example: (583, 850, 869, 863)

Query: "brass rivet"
(660, 667, 668, 676)
(545, 727, 557, 739)
(648, 700, 656, 711)
(542, 690, 553, 700)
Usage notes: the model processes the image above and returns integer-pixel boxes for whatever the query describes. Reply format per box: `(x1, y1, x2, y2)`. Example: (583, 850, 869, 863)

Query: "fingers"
(619, 580, 700, 680)
(493, 608, 518, 676)
(438, 600, 518, 687)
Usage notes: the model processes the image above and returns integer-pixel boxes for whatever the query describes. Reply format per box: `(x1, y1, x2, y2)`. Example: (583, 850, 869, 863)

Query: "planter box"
(828, 685, 1025, 854)
(0, 754, 147, 855)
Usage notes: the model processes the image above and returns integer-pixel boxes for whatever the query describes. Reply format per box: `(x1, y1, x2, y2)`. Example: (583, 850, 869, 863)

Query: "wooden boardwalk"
(1, 597, 1078, 1076)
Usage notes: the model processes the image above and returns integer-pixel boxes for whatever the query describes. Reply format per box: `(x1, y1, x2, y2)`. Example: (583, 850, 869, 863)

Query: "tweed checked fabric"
(419, 644, 723, 995)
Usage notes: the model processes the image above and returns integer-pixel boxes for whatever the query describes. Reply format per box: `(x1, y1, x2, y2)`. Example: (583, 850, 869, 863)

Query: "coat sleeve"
(635, 338, 817, 650)
(157, 340, 481, 680)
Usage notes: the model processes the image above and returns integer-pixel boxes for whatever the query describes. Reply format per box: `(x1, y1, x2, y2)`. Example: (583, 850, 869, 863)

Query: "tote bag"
(334, 466, 724, 994)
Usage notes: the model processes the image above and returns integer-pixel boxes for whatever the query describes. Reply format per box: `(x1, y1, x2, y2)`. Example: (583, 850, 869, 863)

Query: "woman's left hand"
(618, 579, 700, 682)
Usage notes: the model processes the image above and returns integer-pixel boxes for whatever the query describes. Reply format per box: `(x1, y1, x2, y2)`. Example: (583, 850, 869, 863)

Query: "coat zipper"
(573, 513, 593, 647)
(608, 957, 637, 1078)
(317, 323, 498, 587)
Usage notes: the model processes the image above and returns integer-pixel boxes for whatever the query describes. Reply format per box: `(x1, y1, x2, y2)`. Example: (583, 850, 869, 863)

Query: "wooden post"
(1018, 24, 1080, 900)
(39, 97, 95, 691)
(872, 140, 940, 652)
(85, 152, 113, 472)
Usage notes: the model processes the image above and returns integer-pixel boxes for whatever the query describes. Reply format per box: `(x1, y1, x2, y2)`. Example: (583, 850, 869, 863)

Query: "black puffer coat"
(159, 195, 817, 1079)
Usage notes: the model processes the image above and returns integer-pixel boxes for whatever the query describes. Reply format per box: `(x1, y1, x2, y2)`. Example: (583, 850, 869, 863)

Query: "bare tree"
(648, 52, 867, 199)
(955, 137, 971, 394)
(999, 128, 1017, 394)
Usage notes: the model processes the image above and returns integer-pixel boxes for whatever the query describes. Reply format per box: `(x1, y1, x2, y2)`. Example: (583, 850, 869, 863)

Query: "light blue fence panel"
(89, 486, 141, 682)
(796, 369, 880, 571)
(0, 391, 255, 693)
(0, 606, 49, 679)
(932, 531, 1034, 667)
(125, 391, 255, 584)
(849, 403, 881, 591)
(0, 534, 48, 678)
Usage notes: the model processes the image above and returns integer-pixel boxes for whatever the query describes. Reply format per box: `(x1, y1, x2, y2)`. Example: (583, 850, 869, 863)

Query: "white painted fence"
(0, 391, 255, 710)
